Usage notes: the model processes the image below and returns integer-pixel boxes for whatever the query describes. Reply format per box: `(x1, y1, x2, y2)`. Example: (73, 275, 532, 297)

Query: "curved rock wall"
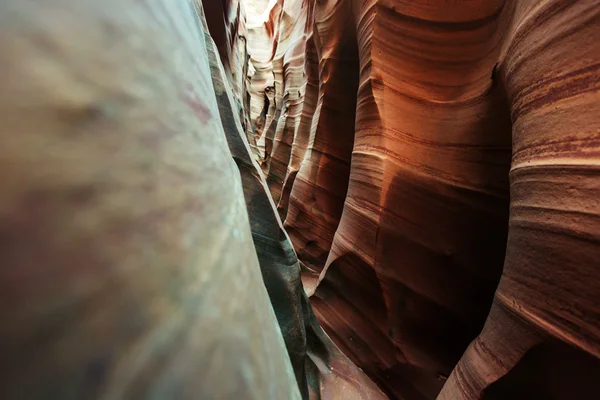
(1, 0, 598, 399)
(313, 1, 514, 397)
(0, 0, 384, 399)
(439, 1, 600, 398)
(243, 0, 600, 398)
(0, 1, 298, 398)
(202, 1, 384, 397)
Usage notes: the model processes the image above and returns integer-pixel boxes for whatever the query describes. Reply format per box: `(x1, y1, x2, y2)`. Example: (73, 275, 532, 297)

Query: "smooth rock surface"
(1, 0, 598, 399)
(202, 1, 386, 398)
(0, 1, 298, 398)
(0, 0, 384, 399)
(244, 0, 600, 398)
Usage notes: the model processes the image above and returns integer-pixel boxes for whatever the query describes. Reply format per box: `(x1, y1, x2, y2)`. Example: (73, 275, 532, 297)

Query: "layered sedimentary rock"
(284, 0, 360, 292)
(245, 0, 600, 398)
(312, 1, 514, 396)
(245, 0, 282, 161)
(438, 1, 600, 398)
(264, 0, 311, 205)
(246, 0, 361, 291)
(0, 0, 383, 399)
(1, 0, 598, 399)
(201, 1, 384, 397)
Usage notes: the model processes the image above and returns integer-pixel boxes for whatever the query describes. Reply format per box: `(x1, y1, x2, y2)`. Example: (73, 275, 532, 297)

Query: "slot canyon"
(0, 0, 599, 399)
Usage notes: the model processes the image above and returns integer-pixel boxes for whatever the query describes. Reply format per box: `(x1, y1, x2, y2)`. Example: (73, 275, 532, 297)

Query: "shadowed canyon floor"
(0, 1, 598, 399)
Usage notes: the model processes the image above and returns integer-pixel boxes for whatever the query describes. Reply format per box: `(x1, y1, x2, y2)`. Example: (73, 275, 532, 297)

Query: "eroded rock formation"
(0, 0, 598, 399)
(201, 2, 384, 397)
(243, 0, 600, 399)
(0, 1, 383, 399)
(0, 1, 297, 398)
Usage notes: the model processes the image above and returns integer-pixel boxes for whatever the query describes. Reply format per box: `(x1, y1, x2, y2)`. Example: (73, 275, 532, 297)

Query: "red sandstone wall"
(246, 0, 600, 398)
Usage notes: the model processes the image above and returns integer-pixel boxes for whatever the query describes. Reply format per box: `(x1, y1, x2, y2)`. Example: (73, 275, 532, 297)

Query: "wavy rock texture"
(438, 1, 600, 398)
(1, 0, 598, 399)
(201, 1, 384, 398)
(245, 0, 282, 161)
(245, 0, 600, 398)
(264, 0, 311, 205)
(0, 0, 383, 399)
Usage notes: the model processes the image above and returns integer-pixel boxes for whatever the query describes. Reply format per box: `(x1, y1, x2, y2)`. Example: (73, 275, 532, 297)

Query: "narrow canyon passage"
(218, 0, 600, 399)
(0, 1, 598, 400)
(213, 0, 600, 398)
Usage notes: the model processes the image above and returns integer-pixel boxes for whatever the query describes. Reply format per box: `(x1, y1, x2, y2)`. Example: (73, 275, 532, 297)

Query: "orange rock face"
(246, 0, 600, 398)
(1, 0, 598, 399)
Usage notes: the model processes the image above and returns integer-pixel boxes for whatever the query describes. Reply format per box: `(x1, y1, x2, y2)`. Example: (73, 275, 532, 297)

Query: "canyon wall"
(0, 1, 383, 399)
(250, 0, 600, 398)
(201, 1, 384, 398)
(0, 1, 297, 398)
(0, 0, 598, 399)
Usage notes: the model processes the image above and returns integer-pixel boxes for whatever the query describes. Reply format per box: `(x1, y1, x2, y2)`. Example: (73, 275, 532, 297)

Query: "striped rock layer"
(0, 1, 383, 400)
(0, 1, 598, 400)
(244, 0, 600, 399)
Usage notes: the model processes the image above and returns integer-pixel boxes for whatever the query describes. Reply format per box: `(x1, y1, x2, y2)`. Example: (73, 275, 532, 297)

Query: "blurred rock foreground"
(0, 1, 599, 400)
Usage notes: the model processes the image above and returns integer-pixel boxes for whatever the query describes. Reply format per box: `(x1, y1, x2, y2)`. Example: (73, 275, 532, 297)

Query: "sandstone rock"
(0, 0, 385, 399)
(242, 0, 600, 398)
(1, 0, 599, 399)
(0, 1, 298, 398)
(202, 1, 386, 398)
